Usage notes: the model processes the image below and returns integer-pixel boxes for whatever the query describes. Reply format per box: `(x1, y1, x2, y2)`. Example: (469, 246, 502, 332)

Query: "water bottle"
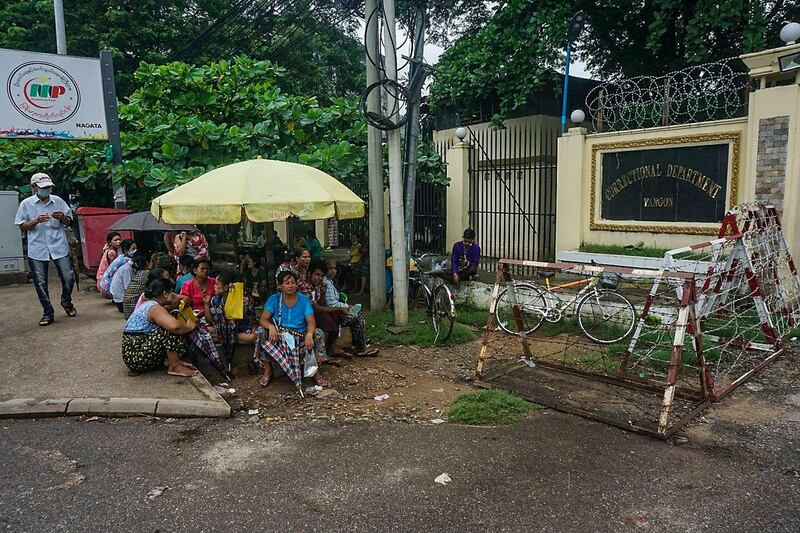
(348, 303, 362, 317)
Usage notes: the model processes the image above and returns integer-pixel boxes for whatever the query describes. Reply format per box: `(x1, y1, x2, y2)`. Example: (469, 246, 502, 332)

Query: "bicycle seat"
(536, 271, 556, 279)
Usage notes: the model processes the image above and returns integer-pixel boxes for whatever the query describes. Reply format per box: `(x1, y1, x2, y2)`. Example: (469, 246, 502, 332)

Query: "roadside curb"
(0, 376, 231, 419)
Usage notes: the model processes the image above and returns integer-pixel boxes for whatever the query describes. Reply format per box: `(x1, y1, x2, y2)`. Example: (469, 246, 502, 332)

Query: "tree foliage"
(0, 0, 364, 99)
(0, 0, 227, 97)
(0, 58, 446, 211)
(429, 0, 800, 118)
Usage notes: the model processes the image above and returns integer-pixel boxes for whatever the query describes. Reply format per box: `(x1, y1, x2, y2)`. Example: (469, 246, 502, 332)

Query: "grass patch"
(446, 390, 539, 425)
(580, 242, 703, 260)
(364, 309, 476, 347)
(455, 305, 489, 327)
(580, 243, 670, 258)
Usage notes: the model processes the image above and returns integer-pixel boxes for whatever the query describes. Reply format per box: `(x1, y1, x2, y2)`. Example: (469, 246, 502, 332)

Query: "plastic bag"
(599, 272, 622, 289)
(303, 347, 318, 378)
(224, 282, 244, 320)
(176, 300, 196, 323)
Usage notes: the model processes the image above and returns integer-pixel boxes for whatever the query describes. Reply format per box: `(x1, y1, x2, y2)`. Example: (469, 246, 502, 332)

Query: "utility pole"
(53, 0, 67, 54)
(365, 0, 386, 310)
(383, 0, 409, 326)
(403, 13, 426, 253)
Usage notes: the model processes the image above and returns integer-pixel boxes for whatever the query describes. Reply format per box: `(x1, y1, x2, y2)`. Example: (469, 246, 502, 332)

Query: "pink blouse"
(96, 247, 118, 286)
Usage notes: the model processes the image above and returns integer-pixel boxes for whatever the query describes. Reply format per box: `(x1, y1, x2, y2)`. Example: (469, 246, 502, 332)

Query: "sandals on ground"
(258, 376, 271, 388)
(39, 316, 54, 327)
(64, 305, 77, 317)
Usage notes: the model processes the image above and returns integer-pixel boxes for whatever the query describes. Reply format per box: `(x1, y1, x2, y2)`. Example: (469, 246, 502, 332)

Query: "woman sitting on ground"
(176, 259, 233, 381)
(275, 247, 294, 283)
(110, 251, 149, 313)
(130, 268, 176, 313)
(323, 260, 378, 357)
(125, 263, 165, 319)
(254, 270, 329, 391)
(300, 260, 345, 361)
(179, 258, 215, 310)
(96, 231, 122, 293)
(203, 270, 258, 363)
(174, 255, 196, 293)
(173, 230, 209, 271)
(122, 278, 198, 378)
(99, 239, 137, 298)
(241, 254, 267, 302)
(293, 249, 328, 360)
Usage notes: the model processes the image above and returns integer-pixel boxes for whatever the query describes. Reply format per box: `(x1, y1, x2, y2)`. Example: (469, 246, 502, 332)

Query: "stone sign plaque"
(600, 144, 729, 223)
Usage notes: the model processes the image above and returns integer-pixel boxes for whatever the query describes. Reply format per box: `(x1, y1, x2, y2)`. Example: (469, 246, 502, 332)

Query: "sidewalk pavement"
(0, 272, 230, 419)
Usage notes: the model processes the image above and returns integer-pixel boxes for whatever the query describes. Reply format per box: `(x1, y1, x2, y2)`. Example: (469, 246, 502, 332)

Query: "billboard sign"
(1, 48, 108, 141)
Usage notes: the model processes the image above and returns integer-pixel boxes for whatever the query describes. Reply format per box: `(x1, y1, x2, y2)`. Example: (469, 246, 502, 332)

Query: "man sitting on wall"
(448, 228, 481, 283)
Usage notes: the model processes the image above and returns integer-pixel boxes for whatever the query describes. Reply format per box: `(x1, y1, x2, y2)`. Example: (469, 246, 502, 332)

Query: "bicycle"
(494, 269, 636, 344)
(387, 253, 456, 343)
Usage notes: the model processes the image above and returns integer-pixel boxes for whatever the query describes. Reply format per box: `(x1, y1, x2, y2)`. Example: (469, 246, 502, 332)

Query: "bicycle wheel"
(576, 289, 636, 344)
(432, 284, 455, 343)
(495, 283, 548, 336)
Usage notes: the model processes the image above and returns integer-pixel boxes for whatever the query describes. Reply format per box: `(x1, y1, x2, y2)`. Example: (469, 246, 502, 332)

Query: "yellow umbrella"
(150, 158, 365, 224)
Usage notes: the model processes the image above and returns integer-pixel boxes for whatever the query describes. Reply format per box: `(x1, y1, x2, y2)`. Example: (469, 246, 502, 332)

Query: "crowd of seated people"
(99, 228, 377, 396)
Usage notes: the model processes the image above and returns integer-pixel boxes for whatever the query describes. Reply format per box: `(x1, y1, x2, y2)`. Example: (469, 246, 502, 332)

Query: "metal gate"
(413, 138, 450, 254)
(413, 182, 446, 254)
(467, 122, 558, 265)
(336, 182, 368, 247)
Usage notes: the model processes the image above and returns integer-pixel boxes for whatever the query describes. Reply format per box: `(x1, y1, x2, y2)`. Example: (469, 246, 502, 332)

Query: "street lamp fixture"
(778, 23, 800, 74)
(570, 109, 585, 125)
(779, 22, 800, 45)
(779, 51, 800, 73)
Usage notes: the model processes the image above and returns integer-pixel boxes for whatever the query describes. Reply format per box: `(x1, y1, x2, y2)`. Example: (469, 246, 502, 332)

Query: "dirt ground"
(221, 337, 483, 424)
(208, 321, 800, 481)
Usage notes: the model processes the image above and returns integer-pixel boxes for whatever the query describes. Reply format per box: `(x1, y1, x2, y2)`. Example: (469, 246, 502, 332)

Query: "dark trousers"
(28, 256, 75, 318)
(438, 265, 478, 282)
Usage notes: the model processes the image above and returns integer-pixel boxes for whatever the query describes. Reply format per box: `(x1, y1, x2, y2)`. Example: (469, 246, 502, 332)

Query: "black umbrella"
(108, 211, 196, 232)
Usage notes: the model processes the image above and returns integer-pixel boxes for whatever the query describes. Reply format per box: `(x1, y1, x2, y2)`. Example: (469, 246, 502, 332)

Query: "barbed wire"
(585, 59, 751, 132)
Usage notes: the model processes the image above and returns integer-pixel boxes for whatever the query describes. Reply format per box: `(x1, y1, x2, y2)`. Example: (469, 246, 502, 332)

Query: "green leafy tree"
(0, 0, 228, 97)
(0, 57, 446, 210)
(0, 0, 365, 99)
(429, 0, 800, 118)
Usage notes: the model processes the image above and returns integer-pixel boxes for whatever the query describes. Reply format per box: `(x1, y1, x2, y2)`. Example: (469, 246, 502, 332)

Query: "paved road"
(1, 413, 798, 532)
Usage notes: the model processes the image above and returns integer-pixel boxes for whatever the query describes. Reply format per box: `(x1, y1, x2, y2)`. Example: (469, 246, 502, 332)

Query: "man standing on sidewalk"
(14, 173, 77, 326)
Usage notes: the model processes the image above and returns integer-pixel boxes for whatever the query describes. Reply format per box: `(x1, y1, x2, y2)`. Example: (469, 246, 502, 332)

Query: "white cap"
(30, 172, 54, 188)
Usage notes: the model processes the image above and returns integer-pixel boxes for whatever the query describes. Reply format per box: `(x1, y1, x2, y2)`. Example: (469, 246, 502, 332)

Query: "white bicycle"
(495, 270, 636, 344)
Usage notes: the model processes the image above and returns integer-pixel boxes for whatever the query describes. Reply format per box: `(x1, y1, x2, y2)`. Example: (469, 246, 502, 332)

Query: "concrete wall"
(557, 42, 800, 256)
(743, 82, 800, 256)
(556, 118, 749, 251)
